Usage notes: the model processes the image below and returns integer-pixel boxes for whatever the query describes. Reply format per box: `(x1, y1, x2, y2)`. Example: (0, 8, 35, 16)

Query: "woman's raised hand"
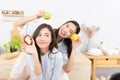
(36, 10, 46, 19)
(72, 35, 82, 49)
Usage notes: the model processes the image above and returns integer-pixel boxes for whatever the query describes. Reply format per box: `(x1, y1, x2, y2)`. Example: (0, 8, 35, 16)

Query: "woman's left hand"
(72, 35, 82, 49)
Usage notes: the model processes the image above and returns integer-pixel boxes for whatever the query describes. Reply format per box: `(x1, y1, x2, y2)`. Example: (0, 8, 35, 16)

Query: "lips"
(39, 42, 46, 44)
(37, 42, 47, 48)
(60, 29, 66, 36)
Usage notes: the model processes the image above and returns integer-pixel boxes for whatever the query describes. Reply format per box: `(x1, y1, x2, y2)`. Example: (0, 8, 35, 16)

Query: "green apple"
(44, 12, 51, 20)
(71, 33, 78, 41)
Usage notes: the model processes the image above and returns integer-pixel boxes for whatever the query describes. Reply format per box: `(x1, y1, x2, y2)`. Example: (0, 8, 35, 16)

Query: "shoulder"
(52, 48, 63, 59)
(48, 48, 63, 60)
(52, 48, 62, 54)
(51, 48, 64, 66)
(58, 40, 66, 47)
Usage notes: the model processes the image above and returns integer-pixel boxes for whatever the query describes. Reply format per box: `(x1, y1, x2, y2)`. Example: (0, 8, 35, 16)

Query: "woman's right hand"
(22, 35, 38, 56)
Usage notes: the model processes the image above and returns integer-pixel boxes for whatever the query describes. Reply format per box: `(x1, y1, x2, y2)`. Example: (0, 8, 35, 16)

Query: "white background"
(0, 0, 120, 50)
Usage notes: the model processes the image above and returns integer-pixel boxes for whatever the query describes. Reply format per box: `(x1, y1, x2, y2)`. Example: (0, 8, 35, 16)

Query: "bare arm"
(25, 39, 42, 75)
(32, 52, 42, 75)
(63, 48, 76, 73)
(14, 10, 45, 28)
(8, 77, 14, 80)
(63, 37, 82, 73)
(14, 15, 38, 28)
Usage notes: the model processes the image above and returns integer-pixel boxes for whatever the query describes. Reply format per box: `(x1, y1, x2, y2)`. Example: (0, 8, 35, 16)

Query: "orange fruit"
(71, 33, 78, 41)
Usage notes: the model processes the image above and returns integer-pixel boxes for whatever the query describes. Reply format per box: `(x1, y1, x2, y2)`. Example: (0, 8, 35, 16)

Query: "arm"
(8, 77, 14, 80)
(25, 39, 42, 76)
(33, 53, 42, 76)
(63, 48, 76, 73)
(26, 54, 42, 79)
(63, 37, 82, 73)
(14, 10, 45, 28)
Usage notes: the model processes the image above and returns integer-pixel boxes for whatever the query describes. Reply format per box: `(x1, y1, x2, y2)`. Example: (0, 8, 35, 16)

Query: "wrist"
(32, 52, 38, 58)
(33, 15, 39, 19)
(72, 46, 77, 50)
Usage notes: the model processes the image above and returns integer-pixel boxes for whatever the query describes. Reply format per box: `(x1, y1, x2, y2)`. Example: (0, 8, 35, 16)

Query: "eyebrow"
(38, 32, 51, 35)
(45, 33, 50, 35)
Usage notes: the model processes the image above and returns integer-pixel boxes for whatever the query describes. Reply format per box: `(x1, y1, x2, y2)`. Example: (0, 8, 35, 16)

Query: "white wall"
(0, 0, 120, 51)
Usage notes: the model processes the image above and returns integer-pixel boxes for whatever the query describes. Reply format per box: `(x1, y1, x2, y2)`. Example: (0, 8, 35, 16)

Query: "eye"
(38, 33, 42, 36)
(69, 29, 74, 34)
(66, 24, 69, 28)
(46, 35, 49, 37)
(70, 30, 73, 34)
(45, 34, 50, 37)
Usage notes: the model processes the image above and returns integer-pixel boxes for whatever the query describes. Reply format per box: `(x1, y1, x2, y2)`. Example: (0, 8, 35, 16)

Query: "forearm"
(8, 77, 14, 80)
(63, 48, 76, 73)
(33, 54, 42, 76)
(14, 15, 38, 28)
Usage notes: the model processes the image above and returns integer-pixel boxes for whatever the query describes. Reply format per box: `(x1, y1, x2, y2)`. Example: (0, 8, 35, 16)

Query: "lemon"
(71, 33, 78, 41)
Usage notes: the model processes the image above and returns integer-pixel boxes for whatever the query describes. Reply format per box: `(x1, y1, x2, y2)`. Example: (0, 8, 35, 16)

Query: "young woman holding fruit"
(9, 23, 64, 80)
(14, 10, 81, 79)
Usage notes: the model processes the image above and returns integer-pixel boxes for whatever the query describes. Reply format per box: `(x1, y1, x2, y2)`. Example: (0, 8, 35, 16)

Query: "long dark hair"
(32, 23, 57, 62)
(110, 73, 120, 80)
(55, 20, 80, 58)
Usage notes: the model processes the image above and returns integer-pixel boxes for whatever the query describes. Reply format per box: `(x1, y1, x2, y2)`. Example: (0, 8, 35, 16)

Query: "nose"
(39, 36, 45, 41)
(64, 28, 69, 34)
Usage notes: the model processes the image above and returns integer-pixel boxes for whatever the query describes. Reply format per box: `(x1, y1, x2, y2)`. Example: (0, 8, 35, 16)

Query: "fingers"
(77, 36, 82, 44)
(72, 35, 82, 48)
(72, 35, 81, 43)
(36, 10, 46, 18)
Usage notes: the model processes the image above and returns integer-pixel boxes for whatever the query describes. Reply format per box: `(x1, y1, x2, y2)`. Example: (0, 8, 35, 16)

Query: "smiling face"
(36, 28, 52, 49)
(58, 22, 77, 38)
